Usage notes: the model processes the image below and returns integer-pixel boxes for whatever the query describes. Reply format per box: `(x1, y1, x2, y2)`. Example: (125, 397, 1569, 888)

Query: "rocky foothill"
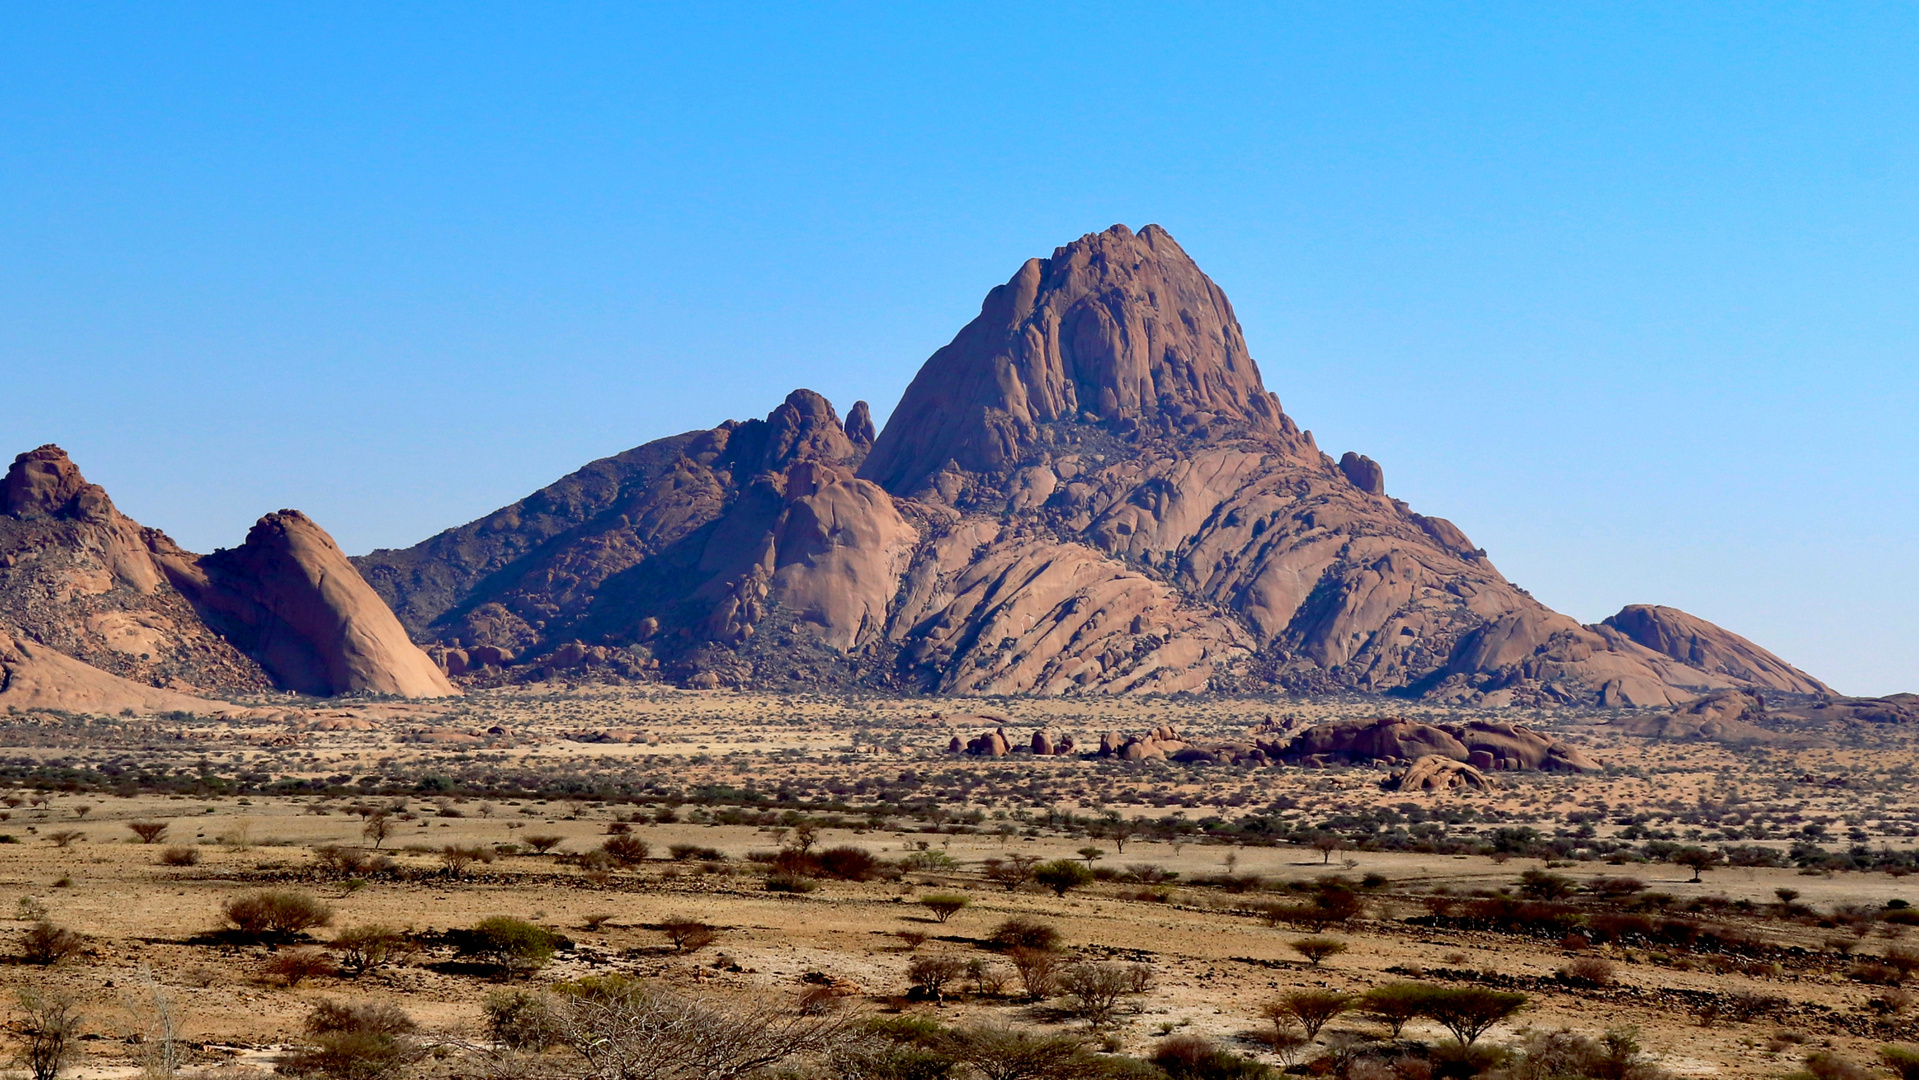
(0, 445, 454, 712)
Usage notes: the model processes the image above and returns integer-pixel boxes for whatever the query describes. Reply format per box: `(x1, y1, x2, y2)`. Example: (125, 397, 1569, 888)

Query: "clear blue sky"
(3, 4, 1914, 695)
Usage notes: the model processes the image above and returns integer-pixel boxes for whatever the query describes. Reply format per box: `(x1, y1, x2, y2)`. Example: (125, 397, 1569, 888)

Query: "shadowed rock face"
(350, 224, 1832, 702)
(0, 445, 454, 699)
(1276, 717, 1599, 772)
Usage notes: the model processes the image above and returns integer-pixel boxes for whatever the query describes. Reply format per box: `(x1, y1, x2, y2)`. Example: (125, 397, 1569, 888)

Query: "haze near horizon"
(1, 5, 1913, 694)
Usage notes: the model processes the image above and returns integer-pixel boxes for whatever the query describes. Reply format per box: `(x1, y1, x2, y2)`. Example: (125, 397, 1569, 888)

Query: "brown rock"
(156, 511, 457, 698)
(1337, 452, 1384, 495)
(0, 630, 250, 716)
(1032, 730, 1056, 755)
(1598, 604, 1830, 695)
(1277, 716, 1597, 773)
(1393, 755, 1493, 792)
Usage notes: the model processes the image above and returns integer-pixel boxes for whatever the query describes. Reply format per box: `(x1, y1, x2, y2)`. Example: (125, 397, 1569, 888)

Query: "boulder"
(1337, 452, 1384, 495)
(1276, 717, 1598, 773)
(1392, 755, 1492, 792)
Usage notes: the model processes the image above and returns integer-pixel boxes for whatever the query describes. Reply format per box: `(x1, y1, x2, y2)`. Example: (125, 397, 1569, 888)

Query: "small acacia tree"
(1267, 990, 1352, 1039)
(127, 822, 170, 844)
(1361, 983, 1441, 1038)
(1673, 847, 1726, 883)
(1290, 938, 1347, 967)
(16, 988, 81, 1080)
(919, 895, 970, 923)
(1424, 987, 1526, 1045)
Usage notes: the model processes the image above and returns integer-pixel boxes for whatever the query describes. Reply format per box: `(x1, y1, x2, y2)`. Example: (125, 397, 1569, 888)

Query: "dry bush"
(266, 949, 339, 987)
(542, 976, 855, 1080)
(1560, 956, 1617, 988)
(988, 916, 1061, 952)
(280, 1000, 418, 1080)
(1057, 962, 1137, 1028)
(19, 921, 82, 966)
(440, 844, 495, 875)
(946, 1024, 1107, 1080)
(659, 917, 719, 952)
(330, 925, 410, 976)
(15, 987, 81, 1080)
(482, 988, 562, 1050)
(224, 890, 334, 940)
(895, 930, 928, 951)
(127, 822, 170, 844)
(907, 954, 966, 997)
(1008, 947, 1063, 1000)
(523, 834, 564, 854)
(601, 834, 650, 866)
(1151, 1034, 1273, 1080)
(45, 830, 84, 849)
(816, 846, 879, 881)
(158, 845, 199, 867)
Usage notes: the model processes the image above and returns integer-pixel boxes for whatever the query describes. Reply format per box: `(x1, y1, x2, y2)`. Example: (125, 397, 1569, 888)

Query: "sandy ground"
(0, 686, 1915, 1079)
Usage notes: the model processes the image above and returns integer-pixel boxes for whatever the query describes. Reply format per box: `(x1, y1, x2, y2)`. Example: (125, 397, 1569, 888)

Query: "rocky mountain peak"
(860, 223, 1303, 497)
(4, 445, 118, 524)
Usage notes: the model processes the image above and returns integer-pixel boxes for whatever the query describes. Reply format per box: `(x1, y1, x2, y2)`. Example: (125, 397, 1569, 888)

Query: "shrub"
(1797, 1052, 1876, 1080)
(1007, 947, 1063, 1000)
(543, 978, 855, 1080)
(600, 833, 650, 866)
(946, 1025, 1106, 1080)
(459, 916, 559, 978)
(440, 844, 494, 875)
(314, 845, 391, 878)
(908, 955, 967, 997)
(159, 845, 199, 866)
(483, 988, 561, 1050)
(1153, 1035, 1274, 1080)
(659, 917, 719, 953)
(523, 834, 564, 854)
(1500, 1027, 1655, 1080)
(19, 921, 82, 965)
(127, 821, 170, 844)
(1057, 962, 1136, 1028)
(223, 890, 334, 940)
(1290, 937, 1347, 967)
(669, 843, 724, 861)
(988, 917, 1061, 952)
(331, 925, 410, 976)
(1881, 1046, 1919, 1080)
(920, 894, 971, 923)
(766, 872, 819, 893)
(1034, 859, 1095, 897)
(15, 988, 81, 1080)
(897, 930, 929, 950)
(267, 949, 340, 986)
(1560, 956, 1617, 988)
(280, 1000, 418, 1080)
(817, 846, 880, 881)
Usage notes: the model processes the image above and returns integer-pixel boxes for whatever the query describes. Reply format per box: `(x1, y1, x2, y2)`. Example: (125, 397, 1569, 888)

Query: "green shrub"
(459, 916, 559, 978)
(483, 989, 561, 1050)
(330, 925, 409, 976)
(280, 1000, 418, 1080)
(988, 917, 1061, 952)
(766, 872, 819, 893)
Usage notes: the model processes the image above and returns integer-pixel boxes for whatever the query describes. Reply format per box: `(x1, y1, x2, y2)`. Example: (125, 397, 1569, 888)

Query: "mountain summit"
(349, 224, 1826, 705)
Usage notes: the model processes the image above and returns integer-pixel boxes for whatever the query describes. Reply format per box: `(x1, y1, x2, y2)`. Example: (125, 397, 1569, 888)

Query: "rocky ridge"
(0, 446, 452, 701)
(347, 224, 1835, 706)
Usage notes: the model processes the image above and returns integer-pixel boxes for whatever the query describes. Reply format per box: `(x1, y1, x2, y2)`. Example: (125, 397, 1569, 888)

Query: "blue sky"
(2, 4, 1914, 694)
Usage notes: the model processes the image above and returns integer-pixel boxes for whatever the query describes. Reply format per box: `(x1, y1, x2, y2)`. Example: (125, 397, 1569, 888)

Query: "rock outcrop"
(1599, 604, 1830, 695)
(153, 511, 455, 698)
(0, 629, 250, 716)
(0, 445, 453, 700)
(1275, 717, 1597, 772)
(1389, 754, 1492, 792)
(350, 224, 1836, 703)
(1615, 690, 1816, 746)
